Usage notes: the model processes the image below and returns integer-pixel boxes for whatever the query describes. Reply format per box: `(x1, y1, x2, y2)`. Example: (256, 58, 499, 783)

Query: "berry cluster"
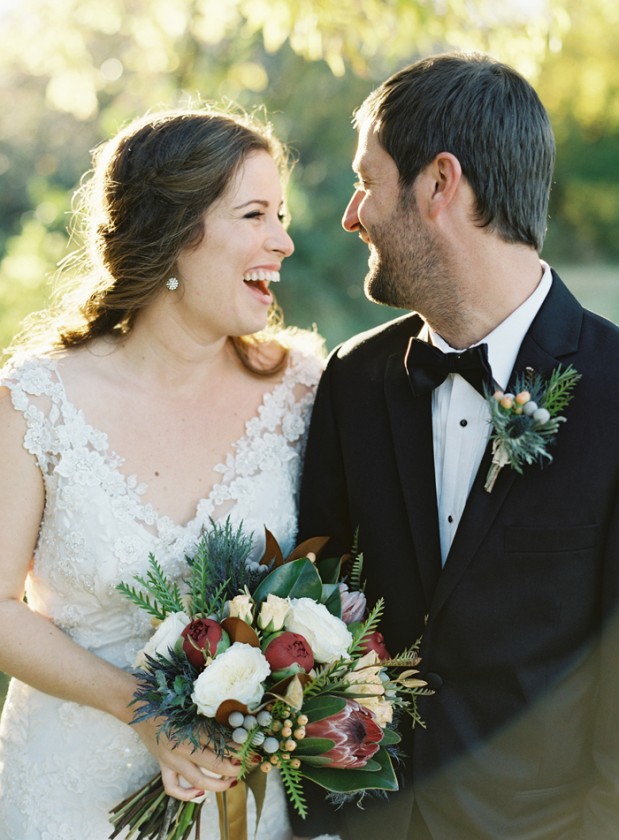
(492, 389, 551, 426)
(228, 703, 308, 773)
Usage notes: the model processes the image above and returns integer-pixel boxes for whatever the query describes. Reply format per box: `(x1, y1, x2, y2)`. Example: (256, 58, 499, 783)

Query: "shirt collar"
(426, 261, 553, 390)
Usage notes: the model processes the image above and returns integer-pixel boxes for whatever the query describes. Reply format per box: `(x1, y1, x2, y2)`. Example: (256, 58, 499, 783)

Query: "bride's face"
(171, 151, 294, 342)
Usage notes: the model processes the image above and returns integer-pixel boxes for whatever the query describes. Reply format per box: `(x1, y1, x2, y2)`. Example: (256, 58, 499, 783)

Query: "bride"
(0, 105, 334, 840)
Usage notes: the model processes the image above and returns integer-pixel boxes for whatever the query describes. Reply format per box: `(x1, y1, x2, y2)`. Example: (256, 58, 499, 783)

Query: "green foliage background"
(0, 0, 618, 705)
(0, 0, 618, 354)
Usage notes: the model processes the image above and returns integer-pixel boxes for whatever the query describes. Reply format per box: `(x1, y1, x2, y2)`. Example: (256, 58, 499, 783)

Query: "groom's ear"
(418, 152, 463, 220)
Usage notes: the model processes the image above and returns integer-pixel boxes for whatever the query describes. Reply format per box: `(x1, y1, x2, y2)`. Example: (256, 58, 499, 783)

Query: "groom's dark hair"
(354, 52, 555, 251)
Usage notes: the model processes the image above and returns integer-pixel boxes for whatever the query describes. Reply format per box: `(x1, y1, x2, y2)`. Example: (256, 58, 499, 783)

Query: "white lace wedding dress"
(0, 347, 334, 840)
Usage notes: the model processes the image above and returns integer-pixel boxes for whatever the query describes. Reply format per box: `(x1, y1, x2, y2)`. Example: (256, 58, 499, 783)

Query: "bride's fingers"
(160, 765, 205, 801)
(160, 763, 237, 799)
(196, 749, 245, 779)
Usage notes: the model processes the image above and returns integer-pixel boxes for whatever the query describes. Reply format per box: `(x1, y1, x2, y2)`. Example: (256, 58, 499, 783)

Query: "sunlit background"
(0, 0, 618, 354)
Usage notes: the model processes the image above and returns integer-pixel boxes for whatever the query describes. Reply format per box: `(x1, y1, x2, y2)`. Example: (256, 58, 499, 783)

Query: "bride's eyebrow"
(233, 199, 269, 210)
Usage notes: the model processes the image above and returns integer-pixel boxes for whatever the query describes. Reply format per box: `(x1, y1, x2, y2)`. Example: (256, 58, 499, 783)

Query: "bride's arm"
(0, 388, 241, 799)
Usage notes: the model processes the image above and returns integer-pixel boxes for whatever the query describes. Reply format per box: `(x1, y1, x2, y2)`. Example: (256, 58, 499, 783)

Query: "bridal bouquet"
(109, 519, 431, 840)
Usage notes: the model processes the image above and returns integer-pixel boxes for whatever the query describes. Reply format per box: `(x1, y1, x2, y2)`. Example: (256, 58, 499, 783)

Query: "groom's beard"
(363, 198, 456, 321)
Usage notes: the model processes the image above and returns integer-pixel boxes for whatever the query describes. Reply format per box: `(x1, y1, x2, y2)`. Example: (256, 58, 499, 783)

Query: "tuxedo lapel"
(431, 274, 584, 616)
(384, 347, 442, 607)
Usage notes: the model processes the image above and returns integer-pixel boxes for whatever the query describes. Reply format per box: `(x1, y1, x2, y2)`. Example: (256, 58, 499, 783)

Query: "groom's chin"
(364, 270, 407, 309)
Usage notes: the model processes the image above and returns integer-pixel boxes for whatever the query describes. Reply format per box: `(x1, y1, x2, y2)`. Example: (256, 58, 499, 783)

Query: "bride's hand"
(133, 718, 243, 801)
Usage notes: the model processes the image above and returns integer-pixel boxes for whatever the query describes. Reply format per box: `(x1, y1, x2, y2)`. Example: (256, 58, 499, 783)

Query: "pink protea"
(305, 699, 383, 768)
(339, 583, 367, 624)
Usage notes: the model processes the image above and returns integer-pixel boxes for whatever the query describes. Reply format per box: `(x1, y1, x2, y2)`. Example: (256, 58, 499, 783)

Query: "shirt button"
(448, 515, 454, 523)
(460, 418, 468, 427)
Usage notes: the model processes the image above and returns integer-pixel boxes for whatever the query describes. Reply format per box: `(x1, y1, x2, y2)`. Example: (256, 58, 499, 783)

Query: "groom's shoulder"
(331, 312, 421, 366)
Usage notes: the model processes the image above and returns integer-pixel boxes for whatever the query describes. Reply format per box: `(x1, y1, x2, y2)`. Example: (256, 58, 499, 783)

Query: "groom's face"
(342, 121, 448, 315)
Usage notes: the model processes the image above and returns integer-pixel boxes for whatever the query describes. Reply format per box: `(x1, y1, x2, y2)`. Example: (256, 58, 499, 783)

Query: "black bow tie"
(405, 338, 494, 397)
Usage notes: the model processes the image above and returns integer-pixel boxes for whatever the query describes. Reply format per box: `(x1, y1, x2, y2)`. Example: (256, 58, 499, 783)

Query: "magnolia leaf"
(214, 698, 248, 726)
(315, 554, 342, 584)
(252, 558, 323, 604)
(379, 727, 402, 746)
(294, 737, 335, 756)
(268, 672, 312, 692)
(300, 746, 398, 793)
(221, 617, 260, 647)
(321, 583, 342, 618)
(297, 754, 336, 766)
(301, 694, 347, 723)
(259, 528, 285, 568)
(245, 767, 267, 834)
(338, 552, 355, 577)
(283, 674, 305, 710)
(268, 662, 306, 682)
(286, 535, 330, 562)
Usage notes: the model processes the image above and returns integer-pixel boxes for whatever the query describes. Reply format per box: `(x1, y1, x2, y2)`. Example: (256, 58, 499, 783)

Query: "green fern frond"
(541, 365, 581, 415)
(131, 554, 185, 614)
(302, 661, 349, 697)
(348, 551, 365, 592)
(188, 548, 210, 616)
(203, 580, 231, 618)
(115, 582, 168, 621)
(350, 598, 384, 651)
(278, 757, 307, 818)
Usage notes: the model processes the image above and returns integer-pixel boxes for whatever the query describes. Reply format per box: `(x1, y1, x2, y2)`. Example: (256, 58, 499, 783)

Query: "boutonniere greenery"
(484, 364, 581, 493)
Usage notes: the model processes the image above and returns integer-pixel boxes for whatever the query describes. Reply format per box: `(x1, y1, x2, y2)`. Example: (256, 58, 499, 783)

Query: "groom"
(293, 53, 619, 839)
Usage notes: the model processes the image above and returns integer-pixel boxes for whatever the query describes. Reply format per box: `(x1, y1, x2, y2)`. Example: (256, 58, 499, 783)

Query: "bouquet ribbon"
(217, 784, 248, 840)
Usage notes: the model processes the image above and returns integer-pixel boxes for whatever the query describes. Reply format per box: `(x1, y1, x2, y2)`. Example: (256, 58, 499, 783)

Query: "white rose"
(134, 611, 191, 668)
(285, 598, 353, 663)
(227, 593, 254, 624)
(257, 594, 290, 632)
(191, 642, 271, 718)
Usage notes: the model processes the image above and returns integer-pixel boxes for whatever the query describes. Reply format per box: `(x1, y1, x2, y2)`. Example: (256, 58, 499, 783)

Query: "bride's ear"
(419, 152, 463, 220)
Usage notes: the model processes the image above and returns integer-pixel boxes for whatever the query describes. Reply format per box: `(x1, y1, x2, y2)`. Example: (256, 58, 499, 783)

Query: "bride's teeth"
(243, 270, 280, 283)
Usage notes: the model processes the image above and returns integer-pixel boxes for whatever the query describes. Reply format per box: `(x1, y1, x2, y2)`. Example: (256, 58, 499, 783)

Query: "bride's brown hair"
(7, 105, 291, 375)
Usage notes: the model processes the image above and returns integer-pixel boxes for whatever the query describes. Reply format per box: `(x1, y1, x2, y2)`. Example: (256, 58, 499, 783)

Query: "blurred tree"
(536, 0, 619, 262)
(0, 0, 617, 351)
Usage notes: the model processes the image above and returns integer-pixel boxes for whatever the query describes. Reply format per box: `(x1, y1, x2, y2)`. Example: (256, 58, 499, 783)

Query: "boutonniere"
(484, 364, 581, 493)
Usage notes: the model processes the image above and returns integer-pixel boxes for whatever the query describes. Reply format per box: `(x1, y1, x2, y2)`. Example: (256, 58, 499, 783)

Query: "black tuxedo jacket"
(293, 273, 619, 839)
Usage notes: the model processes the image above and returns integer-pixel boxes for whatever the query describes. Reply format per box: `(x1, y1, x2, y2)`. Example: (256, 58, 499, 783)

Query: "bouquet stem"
(109, 774, 202, 840)
(157, 797, 177, 840)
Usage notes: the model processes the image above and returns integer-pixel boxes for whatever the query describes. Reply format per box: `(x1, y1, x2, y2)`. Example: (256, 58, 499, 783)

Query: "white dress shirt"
(427, 262, 553, 564)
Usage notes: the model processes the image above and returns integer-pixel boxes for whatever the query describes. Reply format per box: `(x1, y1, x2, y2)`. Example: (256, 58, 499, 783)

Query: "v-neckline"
(46, 357, 292, 534)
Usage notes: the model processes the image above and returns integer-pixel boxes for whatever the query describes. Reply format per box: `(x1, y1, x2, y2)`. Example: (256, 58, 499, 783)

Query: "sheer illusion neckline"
(46, 357, 296, 534)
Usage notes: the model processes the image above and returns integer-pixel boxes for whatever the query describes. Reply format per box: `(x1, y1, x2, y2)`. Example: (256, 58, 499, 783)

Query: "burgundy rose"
(359, 630, 391, 660)
(305, 699, 383, 768)
(181, 618, 228, 671)
(264, 631, 314, 672)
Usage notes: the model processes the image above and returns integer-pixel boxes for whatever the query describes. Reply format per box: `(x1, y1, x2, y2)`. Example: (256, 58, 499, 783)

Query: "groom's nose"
(342, 189, 363, 232)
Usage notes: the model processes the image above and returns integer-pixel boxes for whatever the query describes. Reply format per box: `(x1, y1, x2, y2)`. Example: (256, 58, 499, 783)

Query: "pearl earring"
(165, 276, 179, 291)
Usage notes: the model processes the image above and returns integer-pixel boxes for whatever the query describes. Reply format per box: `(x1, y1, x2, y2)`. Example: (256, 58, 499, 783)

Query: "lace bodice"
(0, 345, 327, 840)
(2, 349, 322, 666)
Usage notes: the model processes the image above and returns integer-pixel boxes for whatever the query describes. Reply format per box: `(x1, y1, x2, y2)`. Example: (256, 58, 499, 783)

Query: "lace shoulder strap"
(0, 355, 70, 472)
(242, 342, 324, 443)
(285, 340, 325, 391)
